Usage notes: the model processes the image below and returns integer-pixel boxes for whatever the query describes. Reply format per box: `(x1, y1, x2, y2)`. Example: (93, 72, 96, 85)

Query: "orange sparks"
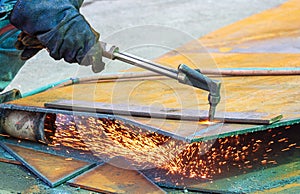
(198, 120, 215, 125)
(266, 148, 272, 153)
(261, 160, 267, 165)
(268, 141, 274, 145)
(242, 146, 248, 151)
(43, 113, 298, 181)
(268, 160, 277, 164)
(278, 138, 287, 143)
(288, 143, 296, 147)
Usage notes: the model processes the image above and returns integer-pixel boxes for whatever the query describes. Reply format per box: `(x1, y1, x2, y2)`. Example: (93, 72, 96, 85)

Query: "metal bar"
(45, 100, 282, 125)
(114, 52, 178, 79)
(120, 52, 178, 74)
(204, 67, 300, 76)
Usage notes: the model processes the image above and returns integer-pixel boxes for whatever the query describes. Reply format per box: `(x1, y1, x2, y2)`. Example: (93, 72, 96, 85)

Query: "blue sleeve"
(0, 0, 18, 20)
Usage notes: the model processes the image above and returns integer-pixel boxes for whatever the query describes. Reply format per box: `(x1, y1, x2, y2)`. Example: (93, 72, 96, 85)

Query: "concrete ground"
(1, 0, 288, 193)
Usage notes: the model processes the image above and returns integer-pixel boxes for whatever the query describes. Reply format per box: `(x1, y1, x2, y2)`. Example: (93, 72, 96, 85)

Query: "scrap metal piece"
(0, 142, 95, 187)
(45, 100, 282, 125)
(68, 156, 165, 194)
(0, 110, 55, 143)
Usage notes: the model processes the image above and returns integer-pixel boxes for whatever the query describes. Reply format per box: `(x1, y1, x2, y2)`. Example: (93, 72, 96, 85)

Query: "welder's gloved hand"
(9, 0, 104, 71)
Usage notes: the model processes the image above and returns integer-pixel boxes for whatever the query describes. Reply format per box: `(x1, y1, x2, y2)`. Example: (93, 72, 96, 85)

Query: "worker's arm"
(9, 0, 102, 67)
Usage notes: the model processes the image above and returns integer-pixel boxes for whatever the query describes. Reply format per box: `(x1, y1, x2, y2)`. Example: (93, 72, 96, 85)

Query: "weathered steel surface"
(45, 100, 282, 124)
(0, 1, 300, 193)
(198, 0, 300, 52)
(68, 157, 165, 194)
(0, 143, 95, 187)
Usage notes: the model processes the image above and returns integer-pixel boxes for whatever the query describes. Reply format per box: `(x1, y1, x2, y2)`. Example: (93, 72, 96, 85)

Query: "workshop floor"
(1, 0, 288, 193)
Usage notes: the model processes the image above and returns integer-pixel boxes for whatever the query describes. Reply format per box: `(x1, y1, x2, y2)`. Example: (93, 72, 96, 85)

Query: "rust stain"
(200, 0, 300, 48)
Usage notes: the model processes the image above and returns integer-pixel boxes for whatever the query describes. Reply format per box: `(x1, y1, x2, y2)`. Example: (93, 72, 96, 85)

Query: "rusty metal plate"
(45, 100, 282, 125)
(68, 157, 165, 194)
(0, 143, 95, 187)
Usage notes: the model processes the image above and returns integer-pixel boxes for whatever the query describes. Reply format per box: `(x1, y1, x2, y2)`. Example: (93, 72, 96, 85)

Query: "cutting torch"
(90, 42, 221, 121)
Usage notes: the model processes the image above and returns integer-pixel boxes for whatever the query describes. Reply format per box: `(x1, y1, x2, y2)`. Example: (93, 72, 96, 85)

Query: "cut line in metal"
(45, 100, 282, 125)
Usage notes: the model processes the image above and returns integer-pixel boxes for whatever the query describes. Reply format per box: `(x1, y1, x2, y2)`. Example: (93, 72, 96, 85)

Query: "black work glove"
(10, 0, 104, 70)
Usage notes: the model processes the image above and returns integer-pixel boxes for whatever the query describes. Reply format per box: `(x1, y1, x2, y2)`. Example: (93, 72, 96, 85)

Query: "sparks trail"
(155, 125, 299, 184)
(46, 114, 299, 182)
(48, 114, 187, 169)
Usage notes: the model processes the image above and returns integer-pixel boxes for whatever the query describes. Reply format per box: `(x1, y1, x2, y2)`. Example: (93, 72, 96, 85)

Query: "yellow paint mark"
(219, 47, 232, 53)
